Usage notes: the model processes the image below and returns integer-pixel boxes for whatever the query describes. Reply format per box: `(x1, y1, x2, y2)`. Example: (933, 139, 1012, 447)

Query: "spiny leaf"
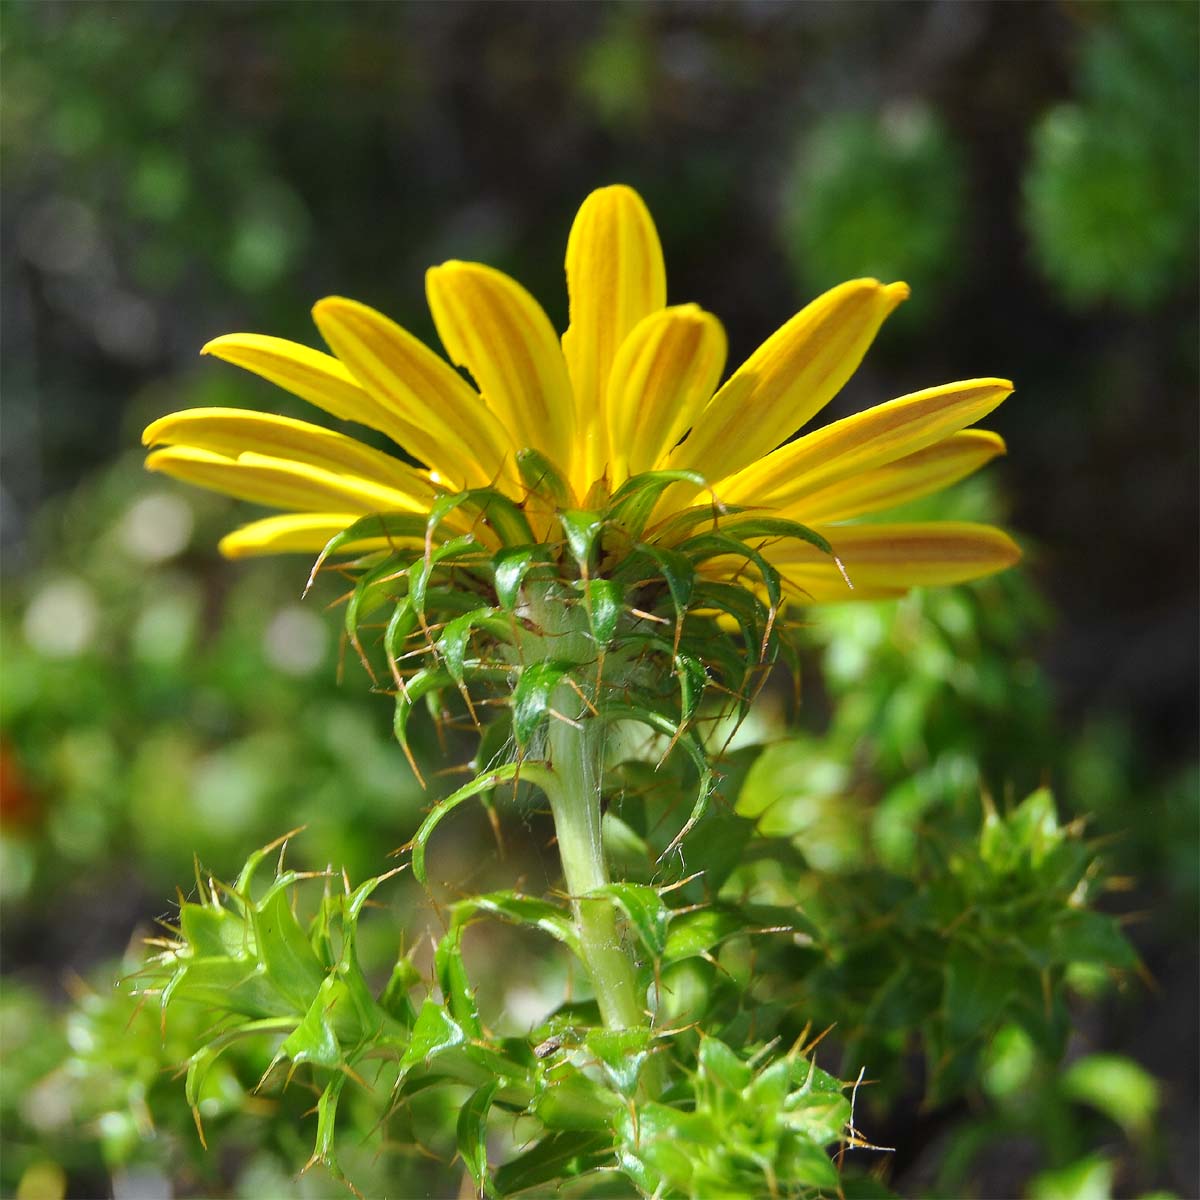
(408, 535, 483, 617)
(427, 487, 534, 549)
(344, 554, 409, 646)
(410, 763, 555, 884)
(394, 666, 453, 759)
(493, 1131, 612, 1197)
(595, 883, 670, 959)
(435, 928, 483, 1038)
(616, 543, 695, 619)
(679, 531, 782, 610)
(435, 607, 510, 686)
(306, 512, 429, 593)
(512, 660, 570, 749)
(559, 510, 604, 573)
(251, 886, 326, 1010)
(306, 1073, 349, 1183)
(586, 1028, 654, 1097)
(516, 448, 571, 508)
(600, 701, 714, 860)
(606, 469, 708, 540)
(492, 544, 553, 612)
(450, 891, 582, 958)
(716, 516, 835, 558)
(457, 1081, 500, 1198)
(581, 577, 624, 647)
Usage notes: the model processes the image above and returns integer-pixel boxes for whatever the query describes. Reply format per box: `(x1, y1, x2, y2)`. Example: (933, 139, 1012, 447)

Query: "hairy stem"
(546, 711, 645, 1032)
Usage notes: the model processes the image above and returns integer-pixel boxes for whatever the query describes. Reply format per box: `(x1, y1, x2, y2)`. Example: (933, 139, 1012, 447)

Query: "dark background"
(2, 3, 1196, 1198)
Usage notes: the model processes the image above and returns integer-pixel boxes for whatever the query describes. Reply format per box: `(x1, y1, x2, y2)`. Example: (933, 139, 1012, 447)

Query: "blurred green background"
(1, 2, 1196, 1198)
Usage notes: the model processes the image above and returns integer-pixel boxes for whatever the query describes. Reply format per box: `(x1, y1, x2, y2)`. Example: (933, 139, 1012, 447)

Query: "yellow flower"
(143, 184, 1019, 603)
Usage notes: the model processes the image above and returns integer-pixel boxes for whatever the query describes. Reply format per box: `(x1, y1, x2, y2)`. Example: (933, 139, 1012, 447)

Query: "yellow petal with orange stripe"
(721, 376, 1012, 512)
(763, 522, 1022, 590)
(792, 430, 1007, 523)
(218, 512, 398, 558)
(672, 278, 910, 485)
(145, 446, 431, 515)
(606, 305, 726, 482)
(562, 185, 667, 485)
(200, 333, 408, 443)
(311, 296, 515, 490)
(142, 408, 441, 503)
(426, 261, 575, 485)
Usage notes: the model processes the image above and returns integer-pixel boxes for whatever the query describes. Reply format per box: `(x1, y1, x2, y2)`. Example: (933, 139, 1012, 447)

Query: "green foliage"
(1024, 1, 1200, 308)
(0, 456, 426, 902)
(133, 833, 868, 1198)
(780, 104, 966, 321)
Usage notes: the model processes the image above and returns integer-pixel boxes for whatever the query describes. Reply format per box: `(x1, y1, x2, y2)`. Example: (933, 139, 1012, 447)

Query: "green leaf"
(493, 1131, 612, 1197)
(534, 1074, 623, 1132)
(516, 448, 571, 508)
(559, 510, 604, 572)
(512, 660, 569, 749)
(663, 908, 743, 962)
(1029, 1155, 1115, 1200)
(306, 512, 430, 593)
(943, 948, 1023, 1041)
(581, 577, 624, 646)
(427, 487, 534, 549)
(308, 1073, 349, 1180)
(1038, 910, 1138, 969)
(457, 1081, 500, 1198)
(451, 891, 581, 958)
(617, 542, 695, 620)
(679, 530, 782, 609)
(281, 974, 346, 1069)
(436, 607, 509, 686)
(601, 701, 714, 861)
(252, 886, 326, 1011)
(1061, 1054, 1159, 1136)
(344, 553, 409, 647)
(401, 998, 467, 1072)
(674, 652, 708, 725)
(606, 469, 708, 539)
(410, 763, 554, 884)
(716, 516, 835, 558)
(596, 883, 669, 959)
(435, 929, 483, 1039)
(380, 953, 422, 1026)
(383, 595, 419, 674)
(408, 534, 482, 616)
(698, 1035, 752, 1091)
(492, 545, 553, 612)
(394, 665, 452, 757)
(587, 1028, 653, 1096)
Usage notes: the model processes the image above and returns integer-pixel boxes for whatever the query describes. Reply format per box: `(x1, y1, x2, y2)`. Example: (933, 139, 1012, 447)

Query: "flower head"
(143, 184, 1018, 606)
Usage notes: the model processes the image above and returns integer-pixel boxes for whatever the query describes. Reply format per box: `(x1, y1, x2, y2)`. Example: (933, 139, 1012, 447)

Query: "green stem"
(546, 712, 644, 1032)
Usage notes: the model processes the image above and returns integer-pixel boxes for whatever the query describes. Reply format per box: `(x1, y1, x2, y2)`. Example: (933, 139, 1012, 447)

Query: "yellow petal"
(781, 573, 908, 604)
(695, 561, 904, 608)
(425, 261, 574, 486)
(606, 305, 726, 482)
(763, 521, 1022, 589)
(310, 296, 515, 490)
(145, 446, 430, 515)
(793, 430, 1007, 523)
(142, 408, 441, 502)
(562, 185, 667, 484)
(722, 378, 1013, 509)
(202, 333, 414, 446)
(218, 512, 385, 558)
(672, 279, 910, 485)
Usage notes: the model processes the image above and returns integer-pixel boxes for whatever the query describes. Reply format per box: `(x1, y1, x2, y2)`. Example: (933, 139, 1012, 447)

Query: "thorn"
(191, 1104, 208, 1150)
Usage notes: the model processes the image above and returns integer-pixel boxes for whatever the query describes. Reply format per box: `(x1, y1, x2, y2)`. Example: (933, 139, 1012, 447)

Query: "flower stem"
(546, 711, 644, 1032)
